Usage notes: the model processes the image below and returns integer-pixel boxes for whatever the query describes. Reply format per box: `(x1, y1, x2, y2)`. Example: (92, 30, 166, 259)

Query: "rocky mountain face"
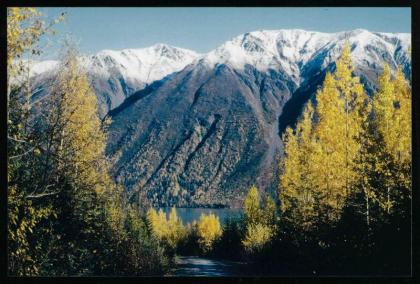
(32, 29, 411, 208)
(104, 29, 410, 208)
(29, 44, 199, 117)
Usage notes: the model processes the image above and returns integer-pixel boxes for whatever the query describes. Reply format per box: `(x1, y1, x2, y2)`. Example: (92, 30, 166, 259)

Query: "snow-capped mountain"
(103, 29, 410, 208)
(31, 29, 409, 118)
(85, 43, 199, 87)
(29, 29, 411, 207)
(201, 29, 410, 84)
(30, 44, 199, 116)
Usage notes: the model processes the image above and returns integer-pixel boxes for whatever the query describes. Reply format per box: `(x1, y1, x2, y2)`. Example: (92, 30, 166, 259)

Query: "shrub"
(242, 223, 273, 254)
(146, 207, 186, 253)
(196, 213, 222, 253)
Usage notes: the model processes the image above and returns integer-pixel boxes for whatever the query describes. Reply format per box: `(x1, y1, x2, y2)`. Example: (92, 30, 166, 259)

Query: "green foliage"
(7, 7, 62, 276)
(7, 8, 169, 275)
(212, 217, 243, 260)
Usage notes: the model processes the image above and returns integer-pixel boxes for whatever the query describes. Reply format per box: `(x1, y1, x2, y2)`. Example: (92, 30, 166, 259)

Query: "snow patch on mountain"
(82, 43, 199, 84)
(200, 29, 410, 84)
(28, 29, 410, 115)
(30, 44, 199, 83)
(27, 44, 200, 115)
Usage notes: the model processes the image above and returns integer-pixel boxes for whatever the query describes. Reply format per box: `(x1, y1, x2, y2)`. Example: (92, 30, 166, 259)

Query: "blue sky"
(39, 7, 411, 59)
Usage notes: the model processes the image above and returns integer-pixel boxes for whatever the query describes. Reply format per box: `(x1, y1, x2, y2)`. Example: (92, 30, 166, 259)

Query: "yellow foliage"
(8, 184, 51, 276)
(372, 64, 412, 213)
(280, 44, 369, 226)
(146, 207, 186, 250)
(196, 213, 223, 251)
(242, 223, 273, 253)
(280, 103, 318, 228)
(7, 8, 42, 78)
(244, 185, 261, 225)
(52, 48, 113, 197)
(7, 7, 63, 276)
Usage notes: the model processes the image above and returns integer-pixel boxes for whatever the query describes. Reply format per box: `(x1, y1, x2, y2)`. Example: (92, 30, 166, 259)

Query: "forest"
(7, 8, 411, 276)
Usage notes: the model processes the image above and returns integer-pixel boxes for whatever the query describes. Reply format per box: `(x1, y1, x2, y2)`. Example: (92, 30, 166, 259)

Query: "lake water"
(159, 207, 243, 225)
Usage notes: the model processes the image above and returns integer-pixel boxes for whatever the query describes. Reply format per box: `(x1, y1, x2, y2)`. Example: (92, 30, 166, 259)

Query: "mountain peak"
(30, 29, 410, 117)
(200, 29, 410, 84)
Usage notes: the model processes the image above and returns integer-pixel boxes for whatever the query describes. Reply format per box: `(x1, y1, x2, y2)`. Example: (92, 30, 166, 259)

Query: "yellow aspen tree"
(196, 213, 222, 252)
(373, 65, 411, 214)
(146, 208, 159, 231)
(353, 97, 380, 227)
(53, 47, 113, 196)
(280, 103, 317, 229)
(392, 68, 411, 189)
(296, 102, 317, 228)
(41, 47, 121, 274)
(242, 223, 273, 254)
(332, 42, 366, 197)
(372, 65, 397, 214)
(7, 8, 63, 276)
(167, 207, 185, 250)
(261, 194, 277, 228)
(279, 126, 300, 216)
(244, 185, 262, 225)
(311, 71, 348, 222)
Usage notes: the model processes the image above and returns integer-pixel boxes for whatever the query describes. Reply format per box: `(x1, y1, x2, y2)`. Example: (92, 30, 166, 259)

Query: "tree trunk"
(366, 190, 370, 227)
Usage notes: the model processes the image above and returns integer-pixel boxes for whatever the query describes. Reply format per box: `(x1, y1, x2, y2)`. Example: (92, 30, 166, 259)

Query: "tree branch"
(26, 191, 59, 199)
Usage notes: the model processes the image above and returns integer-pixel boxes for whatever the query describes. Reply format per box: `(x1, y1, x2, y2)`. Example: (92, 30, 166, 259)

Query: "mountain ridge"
(30, 29, 411, 208)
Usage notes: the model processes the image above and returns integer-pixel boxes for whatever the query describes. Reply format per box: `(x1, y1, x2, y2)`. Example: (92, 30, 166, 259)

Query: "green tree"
(7, 8, 63, 276)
